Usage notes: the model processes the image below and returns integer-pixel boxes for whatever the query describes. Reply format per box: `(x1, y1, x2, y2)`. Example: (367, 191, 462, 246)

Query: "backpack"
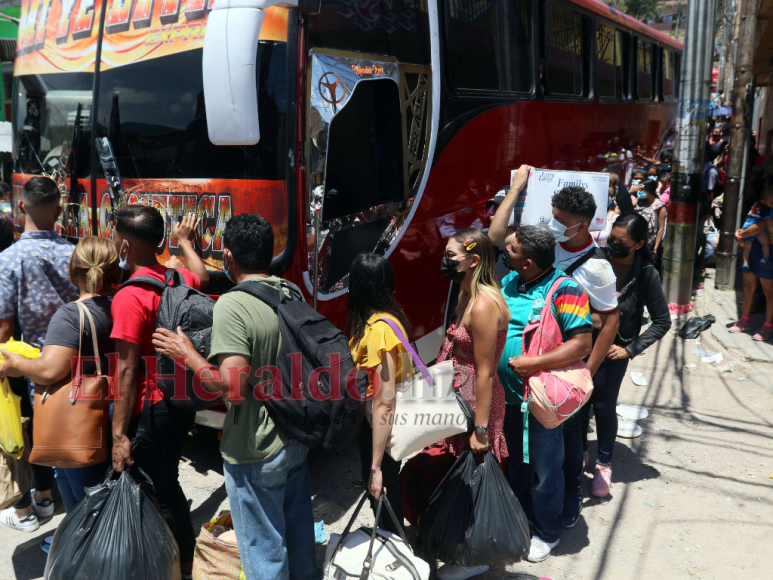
(121, 269, 217, 412)
(226, 279, 366, 454)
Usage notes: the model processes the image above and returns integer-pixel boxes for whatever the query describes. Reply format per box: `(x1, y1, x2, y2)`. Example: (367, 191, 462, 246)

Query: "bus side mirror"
(203, 0, 300, 146)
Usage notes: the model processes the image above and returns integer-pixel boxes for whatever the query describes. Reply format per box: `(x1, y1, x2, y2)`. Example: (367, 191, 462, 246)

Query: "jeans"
(14, 380, 54, 510)
(562, 412, 584, 508)
(54, 463, 110, 513)
(128, 398, 196, 564)
(223, 439, 320, 580)
(581, 357, 629, 466)
(358, 421, 404, 534)
(503, 404, 565, 544)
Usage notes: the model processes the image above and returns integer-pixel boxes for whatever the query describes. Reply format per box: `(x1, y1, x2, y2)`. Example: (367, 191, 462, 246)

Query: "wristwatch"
(474, 425, 489, 435)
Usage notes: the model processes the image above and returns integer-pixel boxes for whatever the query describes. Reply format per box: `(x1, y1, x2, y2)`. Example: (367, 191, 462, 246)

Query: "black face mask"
(608, 241, 634, 259)
(441, 255, 468, 282)
(501, 249, 516, 271)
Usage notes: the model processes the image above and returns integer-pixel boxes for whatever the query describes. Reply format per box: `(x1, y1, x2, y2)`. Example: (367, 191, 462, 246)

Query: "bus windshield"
(13, 72, 93, 177)
(96, 43, 287, 181)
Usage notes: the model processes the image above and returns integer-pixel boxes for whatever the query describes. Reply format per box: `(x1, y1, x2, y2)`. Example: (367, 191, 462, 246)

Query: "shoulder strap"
(376, 318, 433, 386)
(77, 302, 103, 377)
(563, 246, 607, 277)
(226, 280, 282, 310)
(120, 275, 167, 291)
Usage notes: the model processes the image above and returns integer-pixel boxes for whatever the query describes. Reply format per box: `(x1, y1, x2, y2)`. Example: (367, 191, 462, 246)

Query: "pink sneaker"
(728, 320, 750, 334)
(753, 325, 773, 342)
(591, 465, 612, 497)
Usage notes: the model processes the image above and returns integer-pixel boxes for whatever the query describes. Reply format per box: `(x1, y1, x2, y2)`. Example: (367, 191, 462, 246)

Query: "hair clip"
(464, 238, 476, 251)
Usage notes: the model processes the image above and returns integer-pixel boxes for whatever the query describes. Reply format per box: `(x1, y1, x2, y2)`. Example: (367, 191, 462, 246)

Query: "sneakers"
(591, 465, 612, 497)
(563, 495, 583, 529)
(0, 507, 40, 532)
(32, 495, 55, 519)
(436, 564, 490, 580)
(527, 536, 559, 563)
(728, 319, 750, 334)
(753, 325, 773, 342)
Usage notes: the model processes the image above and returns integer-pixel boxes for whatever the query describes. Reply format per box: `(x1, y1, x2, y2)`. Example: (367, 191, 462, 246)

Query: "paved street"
(3, 271, 773, 580)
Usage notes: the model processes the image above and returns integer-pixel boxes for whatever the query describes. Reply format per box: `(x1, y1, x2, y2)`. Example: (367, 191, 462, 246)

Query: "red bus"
(12, 0, 681, 424)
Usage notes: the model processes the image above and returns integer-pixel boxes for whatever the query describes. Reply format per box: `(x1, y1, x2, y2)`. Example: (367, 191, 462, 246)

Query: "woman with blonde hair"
(435, 227, 510, 579)
(0, 236, 120, 516)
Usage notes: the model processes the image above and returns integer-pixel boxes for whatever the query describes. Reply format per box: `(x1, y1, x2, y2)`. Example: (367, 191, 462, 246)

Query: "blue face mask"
(637, 191, 648, 200)
(118, 240, 130, 271)
(662, 164, 671, 171)
(631, 179, 642, 186)
(648, 175, 657, 181)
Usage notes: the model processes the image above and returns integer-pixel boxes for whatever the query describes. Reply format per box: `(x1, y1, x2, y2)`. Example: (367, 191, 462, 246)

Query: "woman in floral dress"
(437, 228, 510, 463)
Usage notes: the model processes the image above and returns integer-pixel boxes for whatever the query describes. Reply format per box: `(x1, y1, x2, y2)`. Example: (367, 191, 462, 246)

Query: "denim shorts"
(750, 242, 773, 279)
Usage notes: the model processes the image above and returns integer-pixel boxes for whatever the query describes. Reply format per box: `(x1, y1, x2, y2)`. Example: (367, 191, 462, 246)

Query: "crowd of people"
(0, 162, 676, 580)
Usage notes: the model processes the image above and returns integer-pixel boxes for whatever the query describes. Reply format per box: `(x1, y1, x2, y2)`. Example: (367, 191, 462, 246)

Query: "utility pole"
(662, 0, 719, 310)
(715, 0, 757, 290)
(718, 3, 727, 92)
(675, 0, 682, 41)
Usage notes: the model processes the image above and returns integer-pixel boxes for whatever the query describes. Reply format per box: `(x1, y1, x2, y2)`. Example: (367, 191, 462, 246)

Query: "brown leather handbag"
(30, 302, 111, 468)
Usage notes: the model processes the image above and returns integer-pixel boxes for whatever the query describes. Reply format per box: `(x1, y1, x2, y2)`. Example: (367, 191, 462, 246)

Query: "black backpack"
(121, 269, 216, 412)
(227, 279, 366, 454)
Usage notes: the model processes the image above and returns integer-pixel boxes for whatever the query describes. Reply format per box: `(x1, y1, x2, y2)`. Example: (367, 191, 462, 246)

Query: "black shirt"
(44, 296, 114, 376)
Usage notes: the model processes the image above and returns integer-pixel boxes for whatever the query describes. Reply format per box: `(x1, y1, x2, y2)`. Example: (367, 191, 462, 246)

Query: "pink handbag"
(521, 276, 594, 437)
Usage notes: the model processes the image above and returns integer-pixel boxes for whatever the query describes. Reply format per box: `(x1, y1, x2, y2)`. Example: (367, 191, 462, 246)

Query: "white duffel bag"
(324, 493, 430, 580)
(366, 319, 474, 462)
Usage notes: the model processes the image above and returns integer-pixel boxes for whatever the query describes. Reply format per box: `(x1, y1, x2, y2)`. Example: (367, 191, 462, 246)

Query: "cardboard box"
(511, 169, 610, 232)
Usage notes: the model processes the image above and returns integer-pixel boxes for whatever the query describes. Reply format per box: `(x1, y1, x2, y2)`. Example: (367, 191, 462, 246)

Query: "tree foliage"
(606, 0, 660, 23)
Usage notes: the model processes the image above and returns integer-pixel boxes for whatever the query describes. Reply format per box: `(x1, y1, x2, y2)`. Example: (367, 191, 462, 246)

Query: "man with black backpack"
(110, 205, 209, 578)
(153, 214, 321, 580)
(490, 167, 619, 558)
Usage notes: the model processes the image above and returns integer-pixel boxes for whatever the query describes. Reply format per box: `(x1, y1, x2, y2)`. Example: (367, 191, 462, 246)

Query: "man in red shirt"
(110, 205, 209, 577)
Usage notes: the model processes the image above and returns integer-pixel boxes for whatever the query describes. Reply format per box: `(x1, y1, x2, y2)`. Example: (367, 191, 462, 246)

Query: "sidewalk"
(700, 268, 773, 389)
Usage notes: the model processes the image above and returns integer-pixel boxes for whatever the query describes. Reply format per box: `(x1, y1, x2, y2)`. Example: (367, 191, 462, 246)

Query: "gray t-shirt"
(44, 296, 114, 376)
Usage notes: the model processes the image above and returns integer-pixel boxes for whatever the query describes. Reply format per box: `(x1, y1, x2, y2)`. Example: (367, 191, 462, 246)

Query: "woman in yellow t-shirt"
(348, 253, 413, 534)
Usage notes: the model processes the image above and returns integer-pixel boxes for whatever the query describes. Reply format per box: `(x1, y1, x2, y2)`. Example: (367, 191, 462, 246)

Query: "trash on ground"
(738, 376, 748, 381)
(713, 363, 734, 373)
(617, 421, 643, 438)
(315, 521, 327, 545)
(691, 349, 714, 357)
(678, 315, 716, 339)
(712, 296, 723, 304)
(671, 379, 682, 387)
(617, 405, 649, 421)
(630, 372, 648, 386)
(701, 352, 723, 364)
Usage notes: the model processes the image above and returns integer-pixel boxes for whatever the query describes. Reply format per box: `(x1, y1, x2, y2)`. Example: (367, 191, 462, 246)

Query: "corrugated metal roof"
(0, 37, 14, 61)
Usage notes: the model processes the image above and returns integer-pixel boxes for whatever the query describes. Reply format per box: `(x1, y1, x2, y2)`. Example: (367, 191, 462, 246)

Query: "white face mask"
(547, 217, 581, 242)
(118, 240, 130, 271)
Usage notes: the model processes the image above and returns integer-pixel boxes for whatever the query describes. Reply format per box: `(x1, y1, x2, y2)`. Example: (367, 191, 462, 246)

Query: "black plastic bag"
(417, 452, 530, 566)
(678, 315, 716, 339)
(45, 467, 181, 580)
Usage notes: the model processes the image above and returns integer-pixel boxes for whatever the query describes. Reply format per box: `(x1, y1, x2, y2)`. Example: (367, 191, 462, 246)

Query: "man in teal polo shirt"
(497, 225, 593, 563)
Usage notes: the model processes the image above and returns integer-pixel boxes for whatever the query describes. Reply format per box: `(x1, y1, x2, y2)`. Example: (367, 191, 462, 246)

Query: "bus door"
(304, 50, 432, 303)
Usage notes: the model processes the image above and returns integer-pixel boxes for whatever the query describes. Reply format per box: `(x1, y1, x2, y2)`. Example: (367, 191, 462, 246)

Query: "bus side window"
(596, 23, 616, 99)
(618, 30, 631, 100)
(635, 37, 653, 101)
(444, 0, 533, 94)
(542, 1, 589, 99)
